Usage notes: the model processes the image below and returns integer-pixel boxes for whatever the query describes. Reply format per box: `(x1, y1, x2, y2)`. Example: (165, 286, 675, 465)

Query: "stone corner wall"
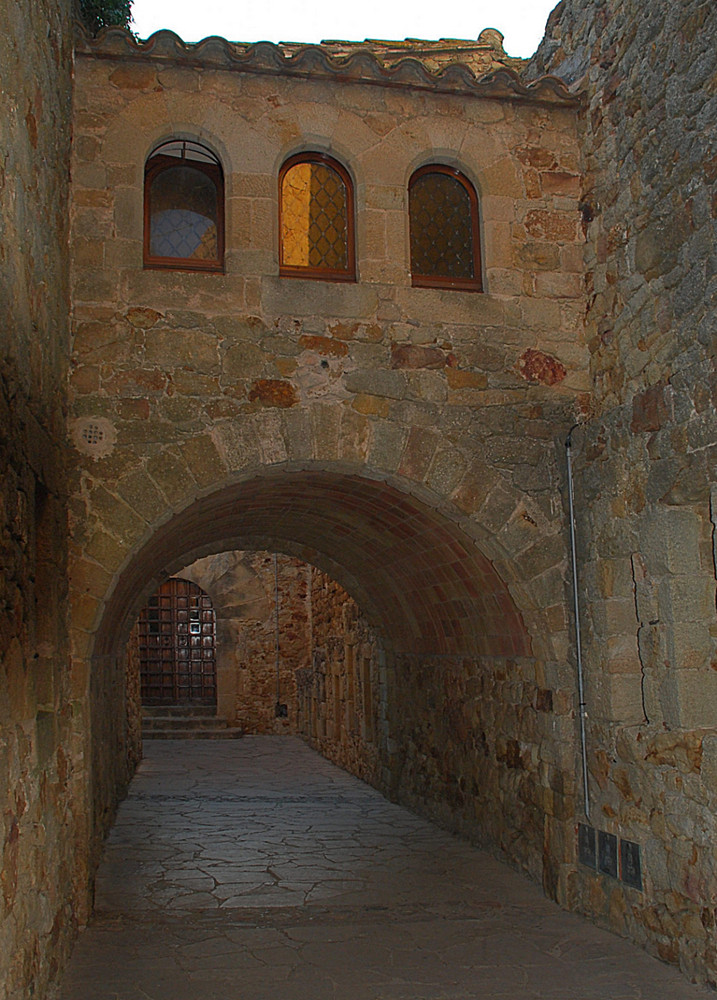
(530, 0, 717, 986)
(0, 1, 82, 998)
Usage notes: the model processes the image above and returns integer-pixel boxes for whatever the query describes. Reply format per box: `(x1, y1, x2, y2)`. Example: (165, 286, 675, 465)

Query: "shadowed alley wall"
(0, 1, 79, 997)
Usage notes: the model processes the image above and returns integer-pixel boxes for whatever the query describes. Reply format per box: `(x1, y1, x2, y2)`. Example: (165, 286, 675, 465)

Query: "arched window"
(279, 152, 355, 281)
(408, 165, 482, 291)
(144, 139, 224, 272)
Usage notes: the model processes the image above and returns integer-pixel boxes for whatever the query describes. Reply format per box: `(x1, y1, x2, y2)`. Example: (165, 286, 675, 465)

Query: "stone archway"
(94, 468, 533, 662)
(82, 462, 574, 902)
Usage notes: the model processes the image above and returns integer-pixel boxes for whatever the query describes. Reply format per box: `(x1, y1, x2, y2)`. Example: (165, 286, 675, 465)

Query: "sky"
(129, 0, 560, 59)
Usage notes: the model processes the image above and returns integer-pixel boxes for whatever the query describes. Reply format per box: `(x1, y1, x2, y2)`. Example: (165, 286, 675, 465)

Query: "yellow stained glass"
(281, 161, 348, 270)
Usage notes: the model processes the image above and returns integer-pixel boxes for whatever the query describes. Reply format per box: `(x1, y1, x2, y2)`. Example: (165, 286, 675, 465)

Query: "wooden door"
(138, 578, 216, 705)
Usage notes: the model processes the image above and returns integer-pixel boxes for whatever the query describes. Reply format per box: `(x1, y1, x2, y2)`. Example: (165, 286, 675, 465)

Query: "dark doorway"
(138, 578, 217, 706)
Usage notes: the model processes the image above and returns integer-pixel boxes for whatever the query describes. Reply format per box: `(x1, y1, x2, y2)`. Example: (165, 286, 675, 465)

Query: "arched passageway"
(94, 469, 532, 662)
(88, 466, 572, 899)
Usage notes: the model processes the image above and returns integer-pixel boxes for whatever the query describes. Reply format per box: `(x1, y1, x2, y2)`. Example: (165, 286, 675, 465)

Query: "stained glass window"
(409, 166, 482, 291)
(144, 139, 224, 272)
(279, 154, 355, 281)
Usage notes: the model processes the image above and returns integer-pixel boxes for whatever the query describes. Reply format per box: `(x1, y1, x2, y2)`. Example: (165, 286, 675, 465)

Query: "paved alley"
(57, 738, 714, 1000)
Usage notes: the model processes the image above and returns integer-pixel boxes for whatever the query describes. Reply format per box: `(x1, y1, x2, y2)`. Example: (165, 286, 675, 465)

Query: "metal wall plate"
(578, 823, 597, 869)
(620, 838, 643, 890)
(598, 830, 618, 878)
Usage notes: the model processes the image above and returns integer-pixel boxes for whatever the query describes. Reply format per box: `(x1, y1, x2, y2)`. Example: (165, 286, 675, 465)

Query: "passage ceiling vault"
(94, 470, 531, 661)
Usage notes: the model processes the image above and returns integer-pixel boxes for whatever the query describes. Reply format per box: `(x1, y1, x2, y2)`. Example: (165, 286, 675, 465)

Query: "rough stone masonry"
(0, 0, 715, 996)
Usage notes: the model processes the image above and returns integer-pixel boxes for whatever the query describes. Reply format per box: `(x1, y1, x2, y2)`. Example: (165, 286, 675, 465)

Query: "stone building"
(1, 0, 715, 996)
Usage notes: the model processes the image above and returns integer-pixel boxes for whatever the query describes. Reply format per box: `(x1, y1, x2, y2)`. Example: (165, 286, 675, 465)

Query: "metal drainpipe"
(566, 424, 591, 822)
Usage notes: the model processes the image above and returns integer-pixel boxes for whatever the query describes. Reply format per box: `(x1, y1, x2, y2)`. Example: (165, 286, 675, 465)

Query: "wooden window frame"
(279, 152, 356, 283)
(143, 145, 225, 273)
(409, 164, 483, 292)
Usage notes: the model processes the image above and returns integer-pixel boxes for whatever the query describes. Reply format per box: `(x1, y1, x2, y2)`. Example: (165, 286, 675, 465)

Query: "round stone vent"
(72, 417, 117, 459)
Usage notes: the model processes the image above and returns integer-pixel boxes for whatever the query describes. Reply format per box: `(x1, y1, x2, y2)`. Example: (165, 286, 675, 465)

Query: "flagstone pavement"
(56, 736, 715, 999)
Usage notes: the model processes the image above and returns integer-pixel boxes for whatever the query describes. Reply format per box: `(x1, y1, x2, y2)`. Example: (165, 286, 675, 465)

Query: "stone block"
(523, 208, 580, 244)
(113, 186, 142, 240)
(641, 508, 702, 577)
(87, 486, 145, 546)
(592, 672, 645, 726)
(394, 287, 507, 327)
(116, 470, 167, 523)
(700, 735, 717, 797)
(247, 379, 298, 408)
(250, 410, 290, 466)
(535, 271, 583, 299)
(407, 371, 448, 403)
(351, 393, 390, 418)
(145, 449, 196, 508)
(74, 269, 118, 302)
(345, 369, 406, 400)
(144, 329, 220, 374)
(69, 558, 112, 599)
(398, 426, 438, 482)
(280, 407, 314, 462)
(339, 407, 370, 464)
(104, 368, 167, 398)
(391, 344, 446, 370)
(668, 576, 715, 623)
(311, 404, 341, 461)
(84, 530, 128, 571)
(171, 370, 221, 398)
(180, 435, 228, 488)
(669, 622, 714, 672)
(368, 421, 407, 473)
(480, 159, 523, 198)
(425, 444, 466, 498)
(646, 730, 705, 775)
(211, 422, 263, 472)
(222, 339, 266, 380)
(595, 597, 638, 636)
(517, 348, 567, 386)
(516, 241, 561, 271)
(262, 276, 379, 318)
(630, 383, 673, 433)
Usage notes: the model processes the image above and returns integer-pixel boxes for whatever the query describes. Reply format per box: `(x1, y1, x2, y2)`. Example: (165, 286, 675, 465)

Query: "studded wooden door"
(138, 578, 217, 706)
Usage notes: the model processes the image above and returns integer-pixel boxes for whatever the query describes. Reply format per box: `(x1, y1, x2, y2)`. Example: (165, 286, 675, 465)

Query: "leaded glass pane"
(150, 165, 218, 260)
(410, 172, 474, 280)
(282, 161, 348, 270)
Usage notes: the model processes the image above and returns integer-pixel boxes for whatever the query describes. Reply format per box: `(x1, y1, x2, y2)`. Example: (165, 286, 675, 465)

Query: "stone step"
(142, 704, 216, 717)
(142, 727, 244, 740)
(142, 715, 228, 731)
(141, 705, 243, 740)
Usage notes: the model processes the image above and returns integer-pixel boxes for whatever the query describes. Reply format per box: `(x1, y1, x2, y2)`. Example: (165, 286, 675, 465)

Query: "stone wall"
(530, 0, 717, 984)
(297, 568, 383, 786)
(68, 31, 588, 903)
(125, 627, 142, 773)
(0, 0, 80, 997)
(178, 551, 311, 731)
(389, 650, 573, 889)
(178, 553, 385, 781)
